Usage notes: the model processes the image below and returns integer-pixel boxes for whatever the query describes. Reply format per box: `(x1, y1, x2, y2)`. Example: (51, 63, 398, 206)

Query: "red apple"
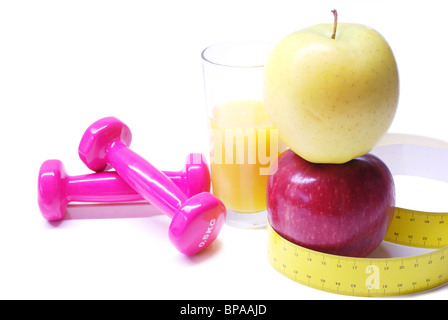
(267, 150, 395, 257)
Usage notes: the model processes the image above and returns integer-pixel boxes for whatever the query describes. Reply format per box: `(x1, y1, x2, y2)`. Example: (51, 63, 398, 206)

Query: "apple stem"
(331, 9, 338, 39)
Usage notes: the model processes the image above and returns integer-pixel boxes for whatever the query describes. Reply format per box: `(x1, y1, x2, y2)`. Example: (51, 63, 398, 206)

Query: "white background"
(1, 0, 447, 300)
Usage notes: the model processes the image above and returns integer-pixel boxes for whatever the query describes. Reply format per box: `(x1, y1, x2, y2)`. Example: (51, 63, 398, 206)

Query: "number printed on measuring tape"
(385, 207, 446, 248)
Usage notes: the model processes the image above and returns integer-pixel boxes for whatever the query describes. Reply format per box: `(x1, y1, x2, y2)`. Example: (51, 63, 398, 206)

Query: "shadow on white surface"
(44, 201, 227, 263)
(58, 201, 163, 222)
(179, 238, 225, 265)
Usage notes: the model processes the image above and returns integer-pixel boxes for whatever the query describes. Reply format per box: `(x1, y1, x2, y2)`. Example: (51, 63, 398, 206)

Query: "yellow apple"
(263, 16, 399, 164)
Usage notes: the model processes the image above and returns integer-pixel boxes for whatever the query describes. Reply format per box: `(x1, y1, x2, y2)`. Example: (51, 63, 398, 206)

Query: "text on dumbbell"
(199, 219, 216, 248)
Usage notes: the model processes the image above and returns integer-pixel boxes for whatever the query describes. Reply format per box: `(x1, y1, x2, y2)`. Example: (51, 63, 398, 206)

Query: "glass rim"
(201, 40, 273, 69)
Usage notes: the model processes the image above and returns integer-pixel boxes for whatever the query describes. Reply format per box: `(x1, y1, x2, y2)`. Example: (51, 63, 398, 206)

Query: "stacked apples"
(264, 11, 398, 257)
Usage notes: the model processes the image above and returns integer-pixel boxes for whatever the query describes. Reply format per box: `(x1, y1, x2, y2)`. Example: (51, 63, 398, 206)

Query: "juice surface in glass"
(209, 100, 284, 213)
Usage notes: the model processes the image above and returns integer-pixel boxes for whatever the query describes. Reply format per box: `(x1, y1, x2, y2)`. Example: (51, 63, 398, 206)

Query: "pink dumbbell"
(38, 153, 211, 221)
(78, 117, 226, 255)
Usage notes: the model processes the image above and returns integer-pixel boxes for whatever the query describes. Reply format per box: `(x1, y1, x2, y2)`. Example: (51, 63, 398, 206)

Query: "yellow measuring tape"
(267, 133, 448, 297)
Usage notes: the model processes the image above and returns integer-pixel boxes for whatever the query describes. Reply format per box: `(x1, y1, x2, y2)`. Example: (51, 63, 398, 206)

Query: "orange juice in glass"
(202, 41, 284, 227)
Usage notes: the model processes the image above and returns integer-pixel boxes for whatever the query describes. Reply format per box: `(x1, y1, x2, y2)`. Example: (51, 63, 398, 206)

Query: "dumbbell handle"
(65, 170, 194, 203)
(108, 141, 188, 219)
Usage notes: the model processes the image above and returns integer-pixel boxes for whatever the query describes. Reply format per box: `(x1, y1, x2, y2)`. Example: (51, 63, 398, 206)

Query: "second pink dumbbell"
(38, 153, 211, 221)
